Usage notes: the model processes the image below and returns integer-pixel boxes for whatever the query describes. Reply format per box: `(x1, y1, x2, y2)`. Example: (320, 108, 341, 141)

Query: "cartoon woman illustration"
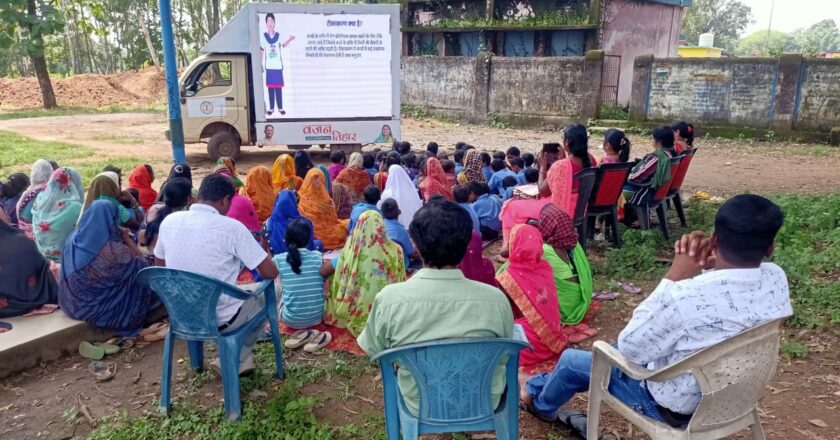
(261, 13, 295, 116)
(373, 125, 395, 143)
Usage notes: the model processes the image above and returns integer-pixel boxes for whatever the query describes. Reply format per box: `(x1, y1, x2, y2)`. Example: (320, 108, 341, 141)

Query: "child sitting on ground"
(441, 159, 457, 187)
(470, 181, 502, 240)
(509, 157, 526, 184)
(501, 176, 519, 201)
(454, 149, 466, 175)
(328, 150, 347, 181)
(481, 152, 493, 181)
(506, 146, 521, 163)
(522, 152, 535, 169)
(426, 142, 439, 158)
(454, 184, 481, 233)
(402, 153, 419, 181)
(348, 185, 381, 233)
(488, 158, 518, 196)
(363, 152, 378, 181)
(381, 198, 421, 271)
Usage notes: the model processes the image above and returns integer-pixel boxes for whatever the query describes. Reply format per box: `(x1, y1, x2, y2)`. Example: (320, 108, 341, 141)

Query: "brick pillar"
(629, 54, 654, 122)
(580, 50, 604, 119)
(470, 52, 492, 123)
(770, 53, 803, 132)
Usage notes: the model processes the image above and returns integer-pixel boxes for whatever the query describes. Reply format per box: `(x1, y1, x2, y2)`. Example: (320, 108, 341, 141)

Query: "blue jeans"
(526, 349, 667, 423)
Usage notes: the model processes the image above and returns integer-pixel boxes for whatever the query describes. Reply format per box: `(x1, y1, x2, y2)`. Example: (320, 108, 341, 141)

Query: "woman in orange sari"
(298, 168, 348, 249)
(240, 166, 275, 223)
(418, 157, 452, 202)
(496, 224, 567, 366)
(271, 154, 303, 192)
(334, 152, 371, 198)
(538, 124, 595, 218)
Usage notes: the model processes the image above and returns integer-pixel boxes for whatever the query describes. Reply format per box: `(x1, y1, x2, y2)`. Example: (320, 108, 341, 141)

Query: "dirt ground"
(1, 113, 839, 439)
(2, 112, 839, 197)
(0, 69, 166, 108)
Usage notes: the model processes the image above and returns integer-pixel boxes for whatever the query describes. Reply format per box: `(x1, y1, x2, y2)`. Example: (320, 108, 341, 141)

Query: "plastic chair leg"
(750, 408, 766, 440)
(218, 340, 242, 422)
(636, 206, 650, 230)
(586, 352, 611, 440)
(656, 204, 669, 240)
(400, 418, 419, 440)
(188, 341, 204, 371)
(609, 207, 621, 248)
(267, 316, 284, 379)
(673, 193, 687, 227)
(159, 331, 175, 416)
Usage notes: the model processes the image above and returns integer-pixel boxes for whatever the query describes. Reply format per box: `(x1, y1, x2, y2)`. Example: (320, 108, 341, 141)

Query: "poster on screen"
(257, 12, 393, 120)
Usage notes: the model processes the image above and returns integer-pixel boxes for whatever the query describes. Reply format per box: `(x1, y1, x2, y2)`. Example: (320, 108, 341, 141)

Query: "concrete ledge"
(0, 311, 109, 379)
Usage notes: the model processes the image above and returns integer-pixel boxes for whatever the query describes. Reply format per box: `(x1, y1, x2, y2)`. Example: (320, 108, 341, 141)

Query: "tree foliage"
(681, 0, 753, 53)
(792, 19, 840, 57)
(736, 30, 796, 57)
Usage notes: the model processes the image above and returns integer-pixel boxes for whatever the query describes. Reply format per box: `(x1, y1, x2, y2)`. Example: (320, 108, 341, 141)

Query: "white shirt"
(261, 32, 284, 70)
(154, 204, 268, 324)
(618, 263, 792, 414)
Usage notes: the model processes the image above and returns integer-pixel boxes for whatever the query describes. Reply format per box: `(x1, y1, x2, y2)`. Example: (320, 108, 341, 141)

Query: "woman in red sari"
(418, 157, 452, 202)
(496, 224, 567, 366)
(334, 152, 371, 199)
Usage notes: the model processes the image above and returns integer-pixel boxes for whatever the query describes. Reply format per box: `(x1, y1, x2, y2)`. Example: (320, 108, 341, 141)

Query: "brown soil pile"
(0, 67, 166, 108)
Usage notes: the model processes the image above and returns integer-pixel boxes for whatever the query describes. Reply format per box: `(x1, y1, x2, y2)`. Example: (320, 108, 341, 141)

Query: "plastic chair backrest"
(373, 338, 528, 423)
(572, 168, 597, 225)
(668, 148, 696, 193)
(590, 161, 635, 208)
(136, 267, 251, 340)
(652, 157, 682, 202)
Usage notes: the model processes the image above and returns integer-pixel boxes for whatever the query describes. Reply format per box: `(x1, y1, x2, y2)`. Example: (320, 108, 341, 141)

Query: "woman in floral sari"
(457, 149, 486, 185)
(418, 157, 452, 201)
(298, 168, 348, 249)
(216, 156, 243, 188)
(59, 200, 156, 336)
(31, 167, 85, 261)
(271, 154, 303, 192)
(240, 165, 275, 223)
(16, 159, 54, 239)
(334, 152, 371, 199)
(496, 224, 567, 366)
(323, 210, 405, 336)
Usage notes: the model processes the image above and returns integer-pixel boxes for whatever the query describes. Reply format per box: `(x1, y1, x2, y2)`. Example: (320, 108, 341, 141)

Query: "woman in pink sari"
(496, 224, 567, 366)
(458, 231, 496, 287)
(538, 124, 596, 218)
(499, 196, 551, 249)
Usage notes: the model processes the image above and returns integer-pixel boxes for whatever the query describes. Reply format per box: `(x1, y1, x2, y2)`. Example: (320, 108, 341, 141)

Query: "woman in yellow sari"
(271, 154, 303, 193)
(298, 168, 348, 249)
(240, 166, 275, 223)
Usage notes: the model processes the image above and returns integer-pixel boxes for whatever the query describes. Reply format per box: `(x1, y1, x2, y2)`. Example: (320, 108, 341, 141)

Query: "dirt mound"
(0, 67, 166, 108)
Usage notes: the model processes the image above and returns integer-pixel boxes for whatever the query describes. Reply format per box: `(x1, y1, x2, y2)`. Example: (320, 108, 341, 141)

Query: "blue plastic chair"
(136, 267, 284, 422)
(371, 338, 529, 440)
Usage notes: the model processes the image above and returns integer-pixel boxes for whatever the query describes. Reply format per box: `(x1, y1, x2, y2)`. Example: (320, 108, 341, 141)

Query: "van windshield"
(183, 61, 231, 97)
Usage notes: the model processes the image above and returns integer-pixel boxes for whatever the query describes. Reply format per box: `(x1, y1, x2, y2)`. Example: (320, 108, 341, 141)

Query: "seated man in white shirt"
(155, 174, 279, 376)
(520, 194, 792, 429)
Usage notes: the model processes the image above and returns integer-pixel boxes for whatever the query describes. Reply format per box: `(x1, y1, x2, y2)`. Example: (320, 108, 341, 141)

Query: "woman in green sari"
(321, 210, 405, 336)
(31, 167, 85, 261)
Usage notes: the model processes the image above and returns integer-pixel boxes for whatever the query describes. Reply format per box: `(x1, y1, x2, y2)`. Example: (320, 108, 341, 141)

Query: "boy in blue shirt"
(505, 146, 521, 163)
(381, 198, 420, 269)
(348, 185, 381, 233)
(363, 152, 378, 181)
(454, 149, 465, 176)
(510, 157, 527, 184)
(487, 159, 517, 196)
(453, 184, 481, 233)
(480, 152, 493, 181)
(469, 181, 502, 240)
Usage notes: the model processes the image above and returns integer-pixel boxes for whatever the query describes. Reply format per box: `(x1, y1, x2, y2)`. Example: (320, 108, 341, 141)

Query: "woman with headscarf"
(331, 182, 354, 220)
(239, 166, 275, 223)
(379, 164, 422, 230)
(59, 201, 156, 336)
(16, 160, 54, 239)
(267, 190, 321, 254)
(127, 164, 158, 211)
(155, 164, 193, 203)
(83, 172, 141, 228)
(496, 224, 567, 366)
(457, 149, 486, 185)
(294, 151, 315, 181)
(536, 203, 593, 326)
(271, 154, 303, 193)
(321, 210, 405, 336)
(0, 173, 29, 226)
(334, 152, 371, 198)
(0, 211, 58, 318)
(298, 168, 348, 249)
(418, 157, 453, 202)
(458, 230, 496, 287)
(139, 178, 192, 258)
(216, 156, 243, 188)
(316, 164, 332, 195)
(31, 168, 85, 261)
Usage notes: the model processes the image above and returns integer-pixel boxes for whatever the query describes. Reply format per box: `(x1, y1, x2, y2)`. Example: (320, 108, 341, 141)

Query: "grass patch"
(0, 103, 164, 121)
(598, 105, 629, 121)
(780, 341, 808, 360)
(401, 104, 460, 124)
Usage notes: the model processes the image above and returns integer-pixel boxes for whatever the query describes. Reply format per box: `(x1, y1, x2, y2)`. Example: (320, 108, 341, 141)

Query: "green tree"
(681, 0, 754, 53)
(0, 0, 64, 108)
(792, 19, 840, 57)
(736, 30, 796, 57)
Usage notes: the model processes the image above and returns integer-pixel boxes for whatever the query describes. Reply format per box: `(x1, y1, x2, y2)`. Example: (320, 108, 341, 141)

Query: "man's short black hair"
(453, 184, 471, 203)
(522, 152, 535, 168)
(362, 152, 375, 169)
(409, 199, 472, 268)
(402, 153, 417, 169)
(491, 158, 506, 172)
(502, 175, 518, 189)
(363, 184, 381, 205)
(198, 174, 235, 202)
(469, 181, 490, 197)
(510, 157, 525, 169)
(492, 151, 506, 160)
(480, 152, 492, 166)
(436, 152, 449, 161)
(714, 194, 784, 266)
(454, 149, 465, 164)
(506, 146, 521, 157)
(454, 141, 466, 151)
(426, 142, 439, 155)
(330, 150, 346, 164)
(265, 12, 275, 21)
(441, 159, 456, 174)
(381, 198, 399, 220)
(524, 167, 539, 183)
(395, 141, 412, 155)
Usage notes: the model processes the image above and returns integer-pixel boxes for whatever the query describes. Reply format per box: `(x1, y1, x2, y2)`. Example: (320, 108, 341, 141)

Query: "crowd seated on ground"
(0, 120, 796, 433)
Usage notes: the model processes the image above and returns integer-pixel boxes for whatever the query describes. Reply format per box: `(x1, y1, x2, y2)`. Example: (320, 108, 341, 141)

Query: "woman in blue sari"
(58, 200, 157, 335)
(267, 189, 322, 254)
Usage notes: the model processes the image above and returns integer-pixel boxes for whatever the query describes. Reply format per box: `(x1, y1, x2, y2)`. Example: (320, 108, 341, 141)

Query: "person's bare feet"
(518, 371, 532, 405)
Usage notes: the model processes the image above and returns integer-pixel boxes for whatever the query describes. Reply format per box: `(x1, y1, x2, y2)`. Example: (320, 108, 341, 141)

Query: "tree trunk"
(142, 14, 161, 70)
(26, 0, 58, 109)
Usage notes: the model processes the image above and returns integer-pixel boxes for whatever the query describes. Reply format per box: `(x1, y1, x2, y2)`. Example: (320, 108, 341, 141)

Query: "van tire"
(207, 132, 241, 161)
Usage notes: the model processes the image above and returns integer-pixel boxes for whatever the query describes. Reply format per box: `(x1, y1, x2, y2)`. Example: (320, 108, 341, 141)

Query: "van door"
(182, 58, 242, 140)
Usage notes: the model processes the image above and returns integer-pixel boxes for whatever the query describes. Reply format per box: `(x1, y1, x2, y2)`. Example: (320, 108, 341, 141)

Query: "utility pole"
(159, 0, 187, 164)
(764, 0, 776, 56)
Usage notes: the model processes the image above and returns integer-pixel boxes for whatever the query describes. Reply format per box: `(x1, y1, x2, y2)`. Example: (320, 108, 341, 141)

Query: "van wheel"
(207, 132, 240, 161)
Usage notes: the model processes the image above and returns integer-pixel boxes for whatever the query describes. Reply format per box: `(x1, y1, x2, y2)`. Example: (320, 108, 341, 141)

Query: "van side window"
(184, 61, 232, 96)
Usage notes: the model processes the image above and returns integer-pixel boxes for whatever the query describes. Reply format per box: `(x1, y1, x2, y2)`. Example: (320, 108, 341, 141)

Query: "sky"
(740, 0, 840, 36)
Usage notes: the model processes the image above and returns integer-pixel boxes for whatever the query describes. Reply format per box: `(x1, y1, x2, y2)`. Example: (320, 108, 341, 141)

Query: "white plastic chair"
(586, 318, 784, 440)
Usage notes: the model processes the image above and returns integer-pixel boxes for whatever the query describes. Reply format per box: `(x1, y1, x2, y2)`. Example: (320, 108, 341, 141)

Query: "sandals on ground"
(303, 331, 332, 352)
(284, 329, 319, 349)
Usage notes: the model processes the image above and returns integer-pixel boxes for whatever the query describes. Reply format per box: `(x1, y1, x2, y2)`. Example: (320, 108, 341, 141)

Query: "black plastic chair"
(573, 168, 597, 248)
